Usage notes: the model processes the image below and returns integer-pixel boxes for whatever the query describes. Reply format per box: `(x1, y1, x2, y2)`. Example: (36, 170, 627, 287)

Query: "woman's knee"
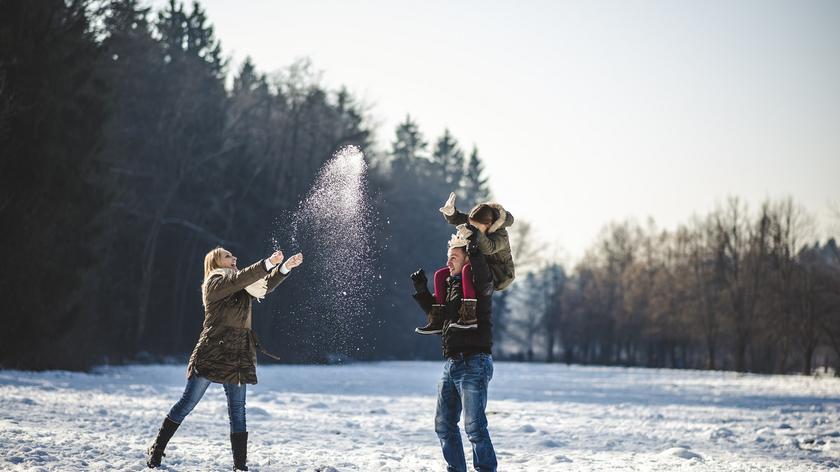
(168, 382, 207, 421)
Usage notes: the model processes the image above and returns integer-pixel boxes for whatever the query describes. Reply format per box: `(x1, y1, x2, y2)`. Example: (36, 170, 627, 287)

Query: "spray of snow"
(270, 145, 377, 356)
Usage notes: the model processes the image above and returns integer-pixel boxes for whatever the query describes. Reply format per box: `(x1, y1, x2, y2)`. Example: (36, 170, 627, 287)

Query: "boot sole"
(415, 328, 443, 335)
(449, 323, 478, 330)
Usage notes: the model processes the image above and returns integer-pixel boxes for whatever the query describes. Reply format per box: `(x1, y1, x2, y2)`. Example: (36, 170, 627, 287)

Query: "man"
(411, 227, 497, 472)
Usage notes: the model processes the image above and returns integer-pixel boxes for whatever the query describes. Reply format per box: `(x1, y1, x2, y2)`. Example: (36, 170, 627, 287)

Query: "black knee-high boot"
(146, 417, 180, 468)
(230, 431, 248, 471)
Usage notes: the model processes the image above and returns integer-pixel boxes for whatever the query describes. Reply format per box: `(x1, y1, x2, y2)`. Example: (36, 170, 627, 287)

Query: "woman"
(146, 247, 303, 471)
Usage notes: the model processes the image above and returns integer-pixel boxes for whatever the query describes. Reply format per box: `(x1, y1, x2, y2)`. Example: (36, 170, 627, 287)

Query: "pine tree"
(462, 145, 491, 204)
(391, 114, 428, 174)
(431, 129, 465, 192)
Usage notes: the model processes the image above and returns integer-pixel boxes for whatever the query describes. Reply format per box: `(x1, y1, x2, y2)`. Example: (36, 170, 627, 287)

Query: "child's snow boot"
(450, 263, 478, 330)
(415, 304, 445, 334)
(450, 299, 478, 329)
(231, 431, 248, 471)
(415, 267, 449, 335)
(146, 416, 179, 468)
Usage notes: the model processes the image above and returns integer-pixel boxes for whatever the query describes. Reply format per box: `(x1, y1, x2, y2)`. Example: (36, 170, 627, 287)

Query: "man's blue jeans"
(435, 353, 497, 472)
(166, 375, 247, 433)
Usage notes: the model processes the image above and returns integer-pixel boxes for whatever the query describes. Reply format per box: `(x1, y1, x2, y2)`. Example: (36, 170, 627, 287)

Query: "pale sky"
(149, 0, 840, 263)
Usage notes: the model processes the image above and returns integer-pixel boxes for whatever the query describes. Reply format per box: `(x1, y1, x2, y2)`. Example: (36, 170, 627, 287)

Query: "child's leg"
(452, 264, 478, 330)
(433, 267, 449, 304)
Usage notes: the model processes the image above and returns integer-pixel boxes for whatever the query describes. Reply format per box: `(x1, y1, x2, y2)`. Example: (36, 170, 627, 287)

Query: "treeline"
(504, 198, 840, 375)
(0, 0, 495, 369)
(3, 1, 837, 375)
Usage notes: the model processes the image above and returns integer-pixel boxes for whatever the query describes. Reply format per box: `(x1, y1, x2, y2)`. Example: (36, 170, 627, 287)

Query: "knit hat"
(448, 233, 469, 249)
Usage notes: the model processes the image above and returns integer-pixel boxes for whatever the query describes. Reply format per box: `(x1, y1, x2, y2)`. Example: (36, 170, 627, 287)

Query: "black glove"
(410, 268, 429, 293)
(467, 239, 480, 255)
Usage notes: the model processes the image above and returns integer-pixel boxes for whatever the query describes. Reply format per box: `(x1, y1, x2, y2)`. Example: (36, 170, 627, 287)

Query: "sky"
(148, 0, 840, 263)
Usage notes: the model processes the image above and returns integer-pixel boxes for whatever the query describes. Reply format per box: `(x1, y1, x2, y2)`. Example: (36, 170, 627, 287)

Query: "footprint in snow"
(659, 447, 703, 461)
(539, 439, 565, 448)
(248, 406, 270, 417)
(709, 427, 734, 439)
(552, 454, 573, 463)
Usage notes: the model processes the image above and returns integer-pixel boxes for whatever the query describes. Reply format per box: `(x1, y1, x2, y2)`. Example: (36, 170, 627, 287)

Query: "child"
(414, 193, 516, 334)
(440, 192, 516, 292)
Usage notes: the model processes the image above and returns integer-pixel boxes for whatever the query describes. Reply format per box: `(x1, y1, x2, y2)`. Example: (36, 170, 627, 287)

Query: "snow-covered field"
(1, 361, 838, 471)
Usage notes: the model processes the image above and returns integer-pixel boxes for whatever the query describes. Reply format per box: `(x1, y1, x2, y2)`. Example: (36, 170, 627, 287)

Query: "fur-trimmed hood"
(468, 202, 515, 234)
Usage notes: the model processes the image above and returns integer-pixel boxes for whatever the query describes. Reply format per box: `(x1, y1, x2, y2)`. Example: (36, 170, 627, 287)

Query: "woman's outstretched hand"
(268, 250, 284, 266)
(282, 253, 304, 271)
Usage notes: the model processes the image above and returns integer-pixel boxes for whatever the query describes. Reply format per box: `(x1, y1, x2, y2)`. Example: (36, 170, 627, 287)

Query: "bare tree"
(767, 198, 815, 373)
(715, 197, 771, 372)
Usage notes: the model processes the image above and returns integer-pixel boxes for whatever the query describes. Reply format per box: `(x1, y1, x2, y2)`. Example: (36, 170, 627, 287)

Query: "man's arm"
(413, 290, 435, 314)
(467, 241, 494, 297)
(410, 268, 434, 313)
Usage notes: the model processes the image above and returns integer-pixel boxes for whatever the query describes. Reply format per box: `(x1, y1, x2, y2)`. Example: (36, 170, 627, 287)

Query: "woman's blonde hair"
(204, 247, 227, 278)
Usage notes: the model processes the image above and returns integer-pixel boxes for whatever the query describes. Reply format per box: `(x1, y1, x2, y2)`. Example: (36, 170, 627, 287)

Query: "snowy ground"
(1, 361, 838, 471)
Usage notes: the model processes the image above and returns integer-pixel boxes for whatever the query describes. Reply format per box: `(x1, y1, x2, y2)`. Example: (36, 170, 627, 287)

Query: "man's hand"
(439, 192, 456, 217)
(282, 253, 304, 271)
(410, 268, 429, 293)
(269, 250, 284, 266)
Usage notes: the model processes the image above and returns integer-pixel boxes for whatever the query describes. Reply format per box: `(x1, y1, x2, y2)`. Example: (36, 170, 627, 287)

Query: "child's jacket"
(444, 202, 516, 290)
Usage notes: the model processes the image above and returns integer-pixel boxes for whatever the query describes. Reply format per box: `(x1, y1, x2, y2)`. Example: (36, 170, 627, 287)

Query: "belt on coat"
(249, 330, 284, 362)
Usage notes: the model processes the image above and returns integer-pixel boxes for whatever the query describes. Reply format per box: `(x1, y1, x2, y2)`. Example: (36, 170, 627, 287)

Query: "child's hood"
(468, 202, 515, 234)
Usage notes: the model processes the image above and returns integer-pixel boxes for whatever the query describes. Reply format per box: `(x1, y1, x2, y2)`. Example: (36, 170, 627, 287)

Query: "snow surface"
(1, 361, 839, 471)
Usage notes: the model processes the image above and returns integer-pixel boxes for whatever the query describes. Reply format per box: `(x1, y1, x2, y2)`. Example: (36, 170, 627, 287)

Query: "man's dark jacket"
(413, 243, 494, 358)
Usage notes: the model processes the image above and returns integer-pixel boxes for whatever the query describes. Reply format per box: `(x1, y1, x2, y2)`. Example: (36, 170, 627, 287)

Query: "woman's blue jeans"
(166, 375, 247, 433)
(435, 353, 497, 472)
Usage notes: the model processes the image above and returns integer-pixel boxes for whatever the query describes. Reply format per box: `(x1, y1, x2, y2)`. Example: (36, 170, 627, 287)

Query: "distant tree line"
(503, 198, 840, 375)
(2, 0, 836, 375)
